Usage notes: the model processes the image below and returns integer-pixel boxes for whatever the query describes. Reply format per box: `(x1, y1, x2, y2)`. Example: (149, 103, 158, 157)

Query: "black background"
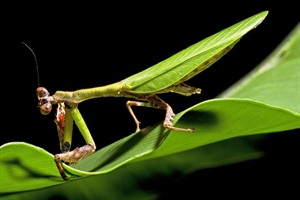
(2, 1, 299, 198)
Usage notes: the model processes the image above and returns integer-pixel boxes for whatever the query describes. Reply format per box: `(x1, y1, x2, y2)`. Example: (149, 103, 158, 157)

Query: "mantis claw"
(54, 154, 69, 181)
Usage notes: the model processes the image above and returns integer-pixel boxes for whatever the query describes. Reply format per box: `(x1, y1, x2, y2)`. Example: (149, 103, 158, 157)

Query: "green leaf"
(1, 99, 299, 193)
(0, 138, 263, 200)
(220, 22, 300, 113)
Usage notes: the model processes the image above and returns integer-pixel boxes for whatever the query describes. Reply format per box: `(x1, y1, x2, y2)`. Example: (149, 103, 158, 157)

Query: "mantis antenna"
(22, 42, 40, 87)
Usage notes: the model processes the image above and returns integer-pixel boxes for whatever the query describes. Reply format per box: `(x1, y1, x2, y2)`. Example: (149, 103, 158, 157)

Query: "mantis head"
(37, 87, 53, 115)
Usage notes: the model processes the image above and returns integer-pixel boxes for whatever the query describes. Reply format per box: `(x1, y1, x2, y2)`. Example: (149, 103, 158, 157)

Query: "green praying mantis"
(34, 11, 268, 180)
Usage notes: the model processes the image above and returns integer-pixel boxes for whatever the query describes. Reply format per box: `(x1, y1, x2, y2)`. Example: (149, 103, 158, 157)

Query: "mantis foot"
(163, 105, 194, 132)
(54, 144, 96, 180)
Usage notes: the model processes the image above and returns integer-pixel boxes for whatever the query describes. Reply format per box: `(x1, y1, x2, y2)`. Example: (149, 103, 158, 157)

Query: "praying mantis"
(34, 11, 268, 180)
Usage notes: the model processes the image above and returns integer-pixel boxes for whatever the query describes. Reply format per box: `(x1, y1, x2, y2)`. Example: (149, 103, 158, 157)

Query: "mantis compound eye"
(40, 102, 52, 115)
(36, 87, 50, 98)
(36, 87, 52, 115)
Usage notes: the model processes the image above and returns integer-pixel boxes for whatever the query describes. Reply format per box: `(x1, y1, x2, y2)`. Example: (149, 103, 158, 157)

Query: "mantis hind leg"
(126, 95, 193, 133)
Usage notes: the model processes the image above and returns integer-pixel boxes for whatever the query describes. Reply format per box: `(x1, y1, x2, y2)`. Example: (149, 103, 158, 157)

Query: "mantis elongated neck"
(54, 82, 123, 103)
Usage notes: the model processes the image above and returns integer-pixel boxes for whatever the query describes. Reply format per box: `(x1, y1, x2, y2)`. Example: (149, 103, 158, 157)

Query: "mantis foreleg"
(54, 104, 96, 180)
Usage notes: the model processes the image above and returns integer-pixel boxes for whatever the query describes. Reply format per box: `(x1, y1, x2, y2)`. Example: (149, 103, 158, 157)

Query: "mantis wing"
(122, 11, 268, 94)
